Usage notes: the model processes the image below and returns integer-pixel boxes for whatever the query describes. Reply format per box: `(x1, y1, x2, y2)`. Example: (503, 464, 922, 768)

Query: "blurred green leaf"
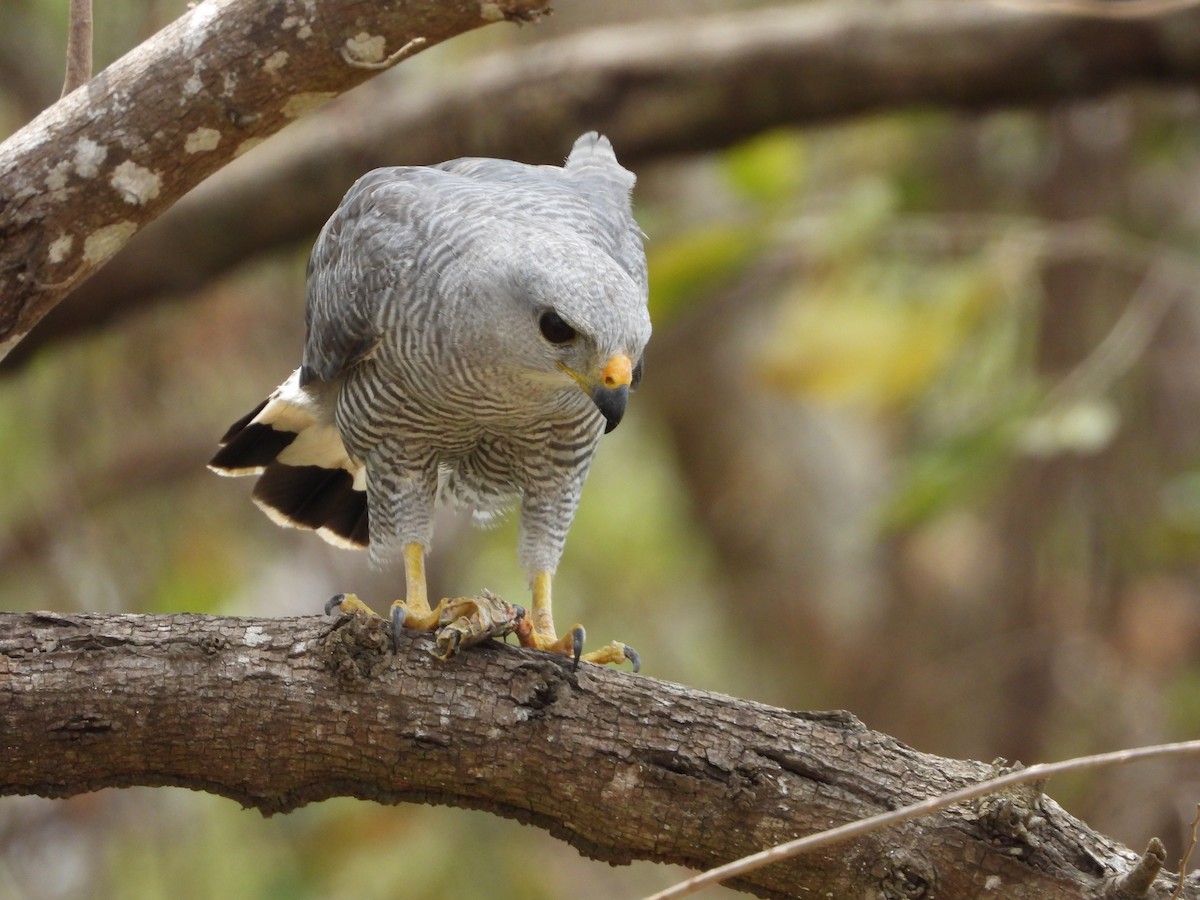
(757, 257, 1004, 410)
(722, 129, 807, 205)
(812, 177, 901, 260)
(1166, 665, 1200, 737)
(646, 224, 764, 322)
(879, 410, 1024, 530)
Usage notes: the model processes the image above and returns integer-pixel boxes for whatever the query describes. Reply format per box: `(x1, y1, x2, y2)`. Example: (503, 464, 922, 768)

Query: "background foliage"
(4, 0, 1200, 897)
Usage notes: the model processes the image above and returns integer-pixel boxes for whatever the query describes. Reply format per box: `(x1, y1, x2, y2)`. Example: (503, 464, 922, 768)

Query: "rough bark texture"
(0, 0, 549, 360)
(0, 610, 1190, 898)
(8, 0, 1200, 367)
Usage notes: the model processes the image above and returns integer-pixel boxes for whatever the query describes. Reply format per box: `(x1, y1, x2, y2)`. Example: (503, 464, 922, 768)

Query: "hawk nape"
(209, 132, 650, 670)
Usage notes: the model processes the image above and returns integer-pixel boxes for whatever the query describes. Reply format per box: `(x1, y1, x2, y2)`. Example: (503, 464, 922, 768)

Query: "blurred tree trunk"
(643, 252, 887, 709)
(989, 103, 1137, 764)
(1, 610, 1190, 899)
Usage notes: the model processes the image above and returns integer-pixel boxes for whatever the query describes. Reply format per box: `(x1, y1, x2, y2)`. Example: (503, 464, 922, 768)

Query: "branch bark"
(0, 0, 549, 361)
(0, 610, 1190, 898)
(7, 0, 1200, 368)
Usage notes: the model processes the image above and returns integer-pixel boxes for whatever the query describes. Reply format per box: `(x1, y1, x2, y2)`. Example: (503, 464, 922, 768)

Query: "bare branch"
(59, 0, 93, 99)
(1174, 806, 1200, 900)
(651, 748, 1200, 899)
(991, 0, 1200, 19)
(1, 610, 1195, 898)
(340, 35, 427, 70)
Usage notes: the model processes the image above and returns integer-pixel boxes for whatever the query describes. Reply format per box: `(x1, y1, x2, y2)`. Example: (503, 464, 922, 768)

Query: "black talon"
(507, 605, 527, 644)
(624, 644, 641, 674)
(324, 594, 346, 616)
(571, 625, 585, 670)
(391, 604, 406, 652)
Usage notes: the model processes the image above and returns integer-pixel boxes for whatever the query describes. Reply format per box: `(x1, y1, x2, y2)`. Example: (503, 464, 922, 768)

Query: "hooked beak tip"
(592, 384, 629, 433)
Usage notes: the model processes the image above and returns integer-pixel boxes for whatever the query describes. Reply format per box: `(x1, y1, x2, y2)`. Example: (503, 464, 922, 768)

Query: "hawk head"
(513, 248, 650, 433)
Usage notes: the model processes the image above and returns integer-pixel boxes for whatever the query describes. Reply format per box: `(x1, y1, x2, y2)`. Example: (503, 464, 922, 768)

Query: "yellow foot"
(387, 596, 449, 654)
(324, 593, 377, 618)
(388, 597, 444, 633)
(324, 593, 446, 653)
(581, 640, 639, 672)
(432, 590, 526, 661)
(516, 622, 640, 673)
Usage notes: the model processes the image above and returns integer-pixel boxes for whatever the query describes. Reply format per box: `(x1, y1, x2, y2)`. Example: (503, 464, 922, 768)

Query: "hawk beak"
(557, 354, 633, 433)
(591, 354, 632, 433)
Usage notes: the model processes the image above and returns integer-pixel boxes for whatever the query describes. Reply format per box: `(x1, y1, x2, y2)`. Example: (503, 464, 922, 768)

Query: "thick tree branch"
(7, 0, 1200, 368)
(0, 611, 1191, 898)
(0, 0, 549, 361)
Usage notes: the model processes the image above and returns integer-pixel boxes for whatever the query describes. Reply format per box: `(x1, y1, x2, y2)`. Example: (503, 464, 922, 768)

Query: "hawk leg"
(324, 591, 436, 640)
(518, 571, 640, 672)
(388, 542, 446, 639)
(324, 542, 453, 649)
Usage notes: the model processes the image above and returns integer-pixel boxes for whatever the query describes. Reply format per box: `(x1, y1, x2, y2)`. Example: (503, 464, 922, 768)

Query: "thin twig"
(60, 0, 93, 98)
(1040, 255, 1183, 408)
(340, 36, 426, 71)
(1174, 804, 1200, 900)
(645, 740, 1200, 900)
(991, 0, 1200, 19)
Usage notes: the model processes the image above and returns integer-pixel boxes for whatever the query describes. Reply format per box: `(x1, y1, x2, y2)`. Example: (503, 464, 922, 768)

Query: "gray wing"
(301, 168, 427, 385)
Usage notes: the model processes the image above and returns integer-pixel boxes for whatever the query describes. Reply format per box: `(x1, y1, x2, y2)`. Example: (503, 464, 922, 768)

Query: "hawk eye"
(631, 356, 644, 391)
(539, 311, 577, 344)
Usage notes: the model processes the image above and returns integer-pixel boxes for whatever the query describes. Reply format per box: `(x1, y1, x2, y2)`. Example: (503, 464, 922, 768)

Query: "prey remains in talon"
(324, 590, 639, 672)
(325, 591, 527, 661)
(432, 591, 526, 661)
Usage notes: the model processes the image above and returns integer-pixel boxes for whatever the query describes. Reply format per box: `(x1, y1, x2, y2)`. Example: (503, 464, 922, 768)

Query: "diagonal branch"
(0, 610, 1192, 898)
(0, 0, 550, 361)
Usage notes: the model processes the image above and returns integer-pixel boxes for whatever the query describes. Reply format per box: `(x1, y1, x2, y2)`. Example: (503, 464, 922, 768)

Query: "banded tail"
(209, 370, 369, 549)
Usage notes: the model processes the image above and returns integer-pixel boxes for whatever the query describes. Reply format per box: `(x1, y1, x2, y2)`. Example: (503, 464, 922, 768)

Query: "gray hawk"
(209, 132, 650, 669)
